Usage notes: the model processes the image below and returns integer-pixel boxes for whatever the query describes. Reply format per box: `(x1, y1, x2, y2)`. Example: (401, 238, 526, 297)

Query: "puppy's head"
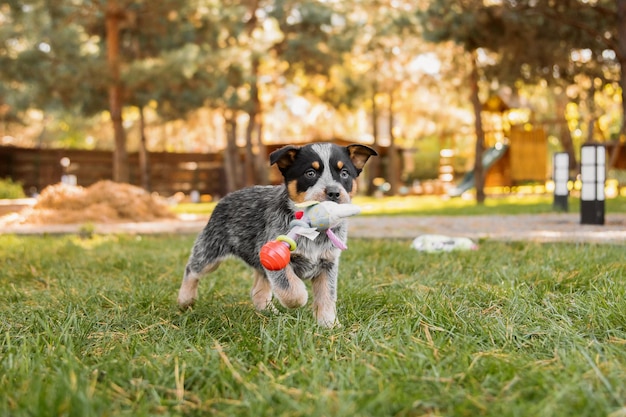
(270, 143, 378, 204)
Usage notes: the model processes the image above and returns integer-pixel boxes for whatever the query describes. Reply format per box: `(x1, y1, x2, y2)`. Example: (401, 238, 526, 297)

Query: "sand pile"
(3, 181, 175, 225)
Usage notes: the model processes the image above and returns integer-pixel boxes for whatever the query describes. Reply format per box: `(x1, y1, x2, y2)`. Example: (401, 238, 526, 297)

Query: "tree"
(334, 0, 422, 195)
(418, 0, 624, 202)
(502, 0, 624, 168)
(98, 0, 224, 184)
(1, 1, 108, 121)
(120, 1, 222, 190)
(202, 0, 360, 192)
(3, 0, 225, 185)
(106, 0, 127, 182)
(418, 1, 507, 203)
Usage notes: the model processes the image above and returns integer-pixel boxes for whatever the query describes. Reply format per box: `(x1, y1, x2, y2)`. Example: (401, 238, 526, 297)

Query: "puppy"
(177, 142, 377, 327)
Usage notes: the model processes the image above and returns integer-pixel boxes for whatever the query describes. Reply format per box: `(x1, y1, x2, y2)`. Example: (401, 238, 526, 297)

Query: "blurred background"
(1, 0, 626, 202)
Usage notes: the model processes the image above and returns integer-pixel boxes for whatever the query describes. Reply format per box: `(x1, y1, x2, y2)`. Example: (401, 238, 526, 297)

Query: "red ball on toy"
(260, 240, 291, 271)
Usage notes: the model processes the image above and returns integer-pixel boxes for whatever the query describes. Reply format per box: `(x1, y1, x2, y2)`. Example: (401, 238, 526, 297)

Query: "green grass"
(1, 234, 625, 416)
(172, 195, 626, 217)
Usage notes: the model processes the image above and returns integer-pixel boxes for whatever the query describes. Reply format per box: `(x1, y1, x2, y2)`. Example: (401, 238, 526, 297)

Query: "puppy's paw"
(253, 298, 278, 312)
(313, 296, 339, 327)
(257, 302, 279, 315)
(178, 278, 199, 310)
(252, 291, 278, 313)
(315, 311, 340, 328)
(251, 272, 275, 312)
(177, 287, 198, 309)
(274, 280, 308, 309)
(177, 295, 196, 310)
(318, 319, 341, 328)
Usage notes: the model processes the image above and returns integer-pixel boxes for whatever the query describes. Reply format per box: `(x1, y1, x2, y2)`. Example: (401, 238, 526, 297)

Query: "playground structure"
(484, 126, 548, 188)
(447, 142, 509, 197)
(447, 127, 547, 196)
(446, 95, 548, 196)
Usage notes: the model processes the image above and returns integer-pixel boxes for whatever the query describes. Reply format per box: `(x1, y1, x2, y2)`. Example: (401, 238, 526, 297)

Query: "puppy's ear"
(270, 145, 300, 173)
(347, 144, 378, 174)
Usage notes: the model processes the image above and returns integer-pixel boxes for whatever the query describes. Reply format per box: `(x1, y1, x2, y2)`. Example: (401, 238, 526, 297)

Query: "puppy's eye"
(305, 169, 318, 179)
(339, 169, 350, 179)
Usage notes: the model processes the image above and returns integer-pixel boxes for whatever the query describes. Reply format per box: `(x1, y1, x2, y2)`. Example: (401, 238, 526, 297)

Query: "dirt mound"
(3, 181, 175, 225)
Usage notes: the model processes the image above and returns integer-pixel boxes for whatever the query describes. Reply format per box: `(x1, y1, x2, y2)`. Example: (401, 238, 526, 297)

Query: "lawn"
(173, 194, 626, 217)
(1, 233, 625, 417)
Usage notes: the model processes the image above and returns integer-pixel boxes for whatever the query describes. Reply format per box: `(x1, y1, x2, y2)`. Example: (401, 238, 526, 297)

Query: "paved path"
(2, 213, 626, 244)
(349, 213, 626, 243)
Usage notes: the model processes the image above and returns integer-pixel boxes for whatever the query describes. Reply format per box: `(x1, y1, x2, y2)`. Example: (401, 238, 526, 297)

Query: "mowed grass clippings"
(1, 234, 625, 417)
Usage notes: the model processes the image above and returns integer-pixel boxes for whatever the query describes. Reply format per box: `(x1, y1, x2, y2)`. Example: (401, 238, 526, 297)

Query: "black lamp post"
(553, 152, 569, 212)
(580, 144, 605, 225)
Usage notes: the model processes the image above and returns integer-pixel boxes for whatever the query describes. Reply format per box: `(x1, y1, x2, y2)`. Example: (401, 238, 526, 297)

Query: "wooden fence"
(0, 146, 226, 197)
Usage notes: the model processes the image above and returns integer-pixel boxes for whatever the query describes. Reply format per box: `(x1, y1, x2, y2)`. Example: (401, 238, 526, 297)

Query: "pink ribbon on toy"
(326, 229, 347, 250)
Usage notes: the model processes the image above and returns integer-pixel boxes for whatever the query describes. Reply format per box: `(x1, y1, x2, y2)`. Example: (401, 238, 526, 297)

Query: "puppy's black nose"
(326, 187, 341, 202)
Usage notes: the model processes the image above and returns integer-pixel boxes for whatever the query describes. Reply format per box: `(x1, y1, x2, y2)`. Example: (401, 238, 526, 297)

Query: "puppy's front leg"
(251, 270, 276, 312)
(178, 261, 219, 309)
(269, 267, 308, 309)
(312, 268, 340, 328)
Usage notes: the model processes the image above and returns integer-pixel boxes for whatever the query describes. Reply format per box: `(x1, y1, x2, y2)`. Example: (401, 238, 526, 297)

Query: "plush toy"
(410, 234, 478, 253)
(260, 201, 361, 271)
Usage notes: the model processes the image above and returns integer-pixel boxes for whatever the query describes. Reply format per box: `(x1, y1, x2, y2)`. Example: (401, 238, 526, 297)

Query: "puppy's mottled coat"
(177, 142, 377, 327)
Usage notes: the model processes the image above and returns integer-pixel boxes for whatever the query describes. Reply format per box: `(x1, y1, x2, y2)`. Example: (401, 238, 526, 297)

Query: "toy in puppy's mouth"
(260, 200, 362, 271)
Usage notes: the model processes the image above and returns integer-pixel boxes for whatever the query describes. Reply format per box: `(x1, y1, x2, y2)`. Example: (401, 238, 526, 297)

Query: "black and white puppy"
(177, 142, 377, 327)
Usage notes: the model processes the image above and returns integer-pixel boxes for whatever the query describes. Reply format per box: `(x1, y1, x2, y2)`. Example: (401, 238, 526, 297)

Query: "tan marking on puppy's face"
(349, 179, 358, 198)
(337, 161, 344, 170)
(287, 180, 307, 203)
(312, 161, 320, 170)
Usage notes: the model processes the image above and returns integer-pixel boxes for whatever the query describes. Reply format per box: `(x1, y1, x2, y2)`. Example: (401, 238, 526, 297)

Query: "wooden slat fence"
(0, 146, 226, 197)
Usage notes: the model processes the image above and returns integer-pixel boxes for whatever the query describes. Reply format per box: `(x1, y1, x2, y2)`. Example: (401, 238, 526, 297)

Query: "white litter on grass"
(411, 234, 478, 253)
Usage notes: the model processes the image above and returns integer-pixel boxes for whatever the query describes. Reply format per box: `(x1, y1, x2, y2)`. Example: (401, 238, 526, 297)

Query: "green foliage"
(2, 0, 365, 120)
(0, 235, 625, 416)
(0, 177, 26, 199)
(417, 1, 618, 87)
(409, 136, 441, 180)
(410, 151, 440, 181)
(1, 1, 108, 115)
(272, 0, 352, 78)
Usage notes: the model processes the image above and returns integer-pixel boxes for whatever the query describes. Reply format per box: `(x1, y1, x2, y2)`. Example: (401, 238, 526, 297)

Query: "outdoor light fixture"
(553, 152, 569, 212)
(580, 144, 605, 225)
(60, 157, 77, 186)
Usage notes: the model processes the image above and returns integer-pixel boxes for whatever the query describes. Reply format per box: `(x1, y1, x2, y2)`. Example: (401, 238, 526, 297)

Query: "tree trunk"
(252, 61, 269, 186)
(138, 106, 150, 191)
(388, 90, 400, 195)
(470, 52, 486, 204)
(610, 0, 626, 169)
(244, 116, 256, 187)
(244, 54, 261, 186)
(241, 0, 269, 186)
(254, 114, 269, 185)
(106, 0, 128, 183)
(223, 110, 243, 193)
(554, 89, 578, 174)
(586, 81, 597, 144)
(367, 88, 382, 195)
